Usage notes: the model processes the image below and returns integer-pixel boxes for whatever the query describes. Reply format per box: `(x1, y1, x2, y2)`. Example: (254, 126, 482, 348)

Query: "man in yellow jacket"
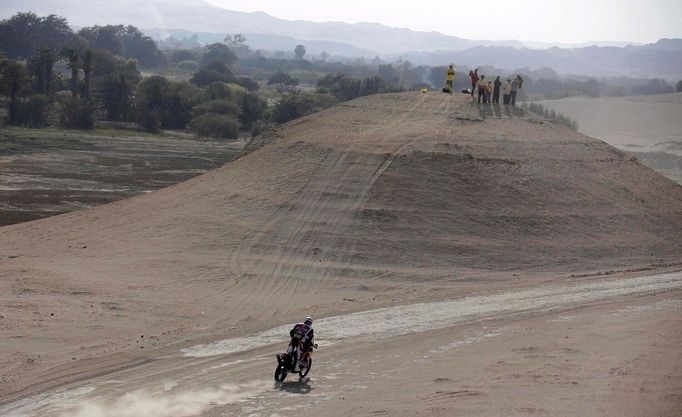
(445, 65, 455, 93)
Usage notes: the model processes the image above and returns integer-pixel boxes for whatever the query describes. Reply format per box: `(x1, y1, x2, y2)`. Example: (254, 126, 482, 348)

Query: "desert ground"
(1, 93, 681, 416)
(0, 127, 245, 226)
(538, 92, 682, 184)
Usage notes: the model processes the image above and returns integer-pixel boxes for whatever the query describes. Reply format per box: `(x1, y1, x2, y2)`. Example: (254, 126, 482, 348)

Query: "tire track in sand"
(224, 94, 443, 316)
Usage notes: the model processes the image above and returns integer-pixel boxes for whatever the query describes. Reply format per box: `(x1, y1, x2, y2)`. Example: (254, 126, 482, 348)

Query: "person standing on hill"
(470, 68, 479, 96)
(510, 77, 519, 106)
(493, 76, 502, 103)
(486, 81, 493, 104)
(503, 79, 512, 104)
(445, 65, 455, 92)
(516, 75, 524, 89)
(477, 75, 486, 103)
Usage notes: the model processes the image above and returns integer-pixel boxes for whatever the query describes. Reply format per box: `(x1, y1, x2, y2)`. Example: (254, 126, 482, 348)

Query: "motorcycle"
(274, 343, 318, 381)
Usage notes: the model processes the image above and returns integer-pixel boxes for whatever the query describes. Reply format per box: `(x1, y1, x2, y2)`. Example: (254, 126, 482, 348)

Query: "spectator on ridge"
(485, 81, 493, 104)
(503, 79, 512, 105)
(445, 65, 455, 92)
(516, 74, 524, 89)
(493, 76, 502, 104)
(510, 77, 520, 106)
(470, 69, 479, 97)
(477, 75, 486, 103)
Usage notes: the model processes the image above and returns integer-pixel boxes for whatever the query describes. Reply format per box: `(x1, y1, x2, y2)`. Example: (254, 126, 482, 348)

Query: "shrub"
(190, 68, 235, 87)
(204, 82, 247, 101)
(272, 93, 338, 124)
(317, 73, 402, 101)
(525, 102, 579, 131)
(193, 99, 240, 117)
(58, 96, 95, 129)
(239, 92, 267, 129)
(176, 60, 199, 72)
(189, 113, 239, 139)
(237, 76, 259, 92)
(136, 76, 198, 131)
(14, 94, 50, 127)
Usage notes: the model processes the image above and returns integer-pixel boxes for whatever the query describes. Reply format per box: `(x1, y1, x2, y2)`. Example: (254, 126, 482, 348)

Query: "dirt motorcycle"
(274, 343, 318, 381)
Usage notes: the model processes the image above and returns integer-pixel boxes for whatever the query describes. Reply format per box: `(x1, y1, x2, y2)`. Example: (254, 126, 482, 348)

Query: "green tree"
(294, 44, 306, 60)
(224, 34, 249, 54)
(78, 25, 124, 56)
(272, 93, 338, 124)
(136, 76, 198, 131)
(201, 43, 237, 67)
(204, 82, 246, 101)
(99, 74, 134, 121)
(189, 114, 239, 139)
(190, 68, 233, 87)
(78, 25, 165, 67)
(237, 76, 259, 92)
(239, 92, 267, 129)
(120, 25, 166, 67)
(0, 60, 30, 124)
(0, 13, 75, 59)
(268, 71, 299, 91)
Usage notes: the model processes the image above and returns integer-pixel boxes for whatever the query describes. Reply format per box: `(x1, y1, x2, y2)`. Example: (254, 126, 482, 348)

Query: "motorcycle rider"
(287, 316, 314, 371)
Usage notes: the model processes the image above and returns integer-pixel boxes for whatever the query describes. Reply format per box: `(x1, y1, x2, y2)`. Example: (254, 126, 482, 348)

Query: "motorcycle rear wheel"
(299, 358, 312, 378)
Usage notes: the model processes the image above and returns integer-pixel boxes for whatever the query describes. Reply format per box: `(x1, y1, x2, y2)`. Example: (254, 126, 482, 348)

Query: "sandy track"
(1, 92, 681, 408)
(1, 271, 680, 416)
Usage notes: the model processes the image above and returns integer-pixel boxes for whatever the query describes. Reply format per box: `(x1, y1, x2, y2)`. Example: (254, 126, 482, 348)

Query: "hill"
(1, 93, 681, 399)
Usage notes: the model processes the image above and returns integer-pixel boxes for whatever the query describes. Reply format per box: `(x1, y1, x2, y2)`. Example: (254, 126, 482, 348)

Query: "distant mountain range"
(397, 40, 682, 79)
(2, 0, 681, 79)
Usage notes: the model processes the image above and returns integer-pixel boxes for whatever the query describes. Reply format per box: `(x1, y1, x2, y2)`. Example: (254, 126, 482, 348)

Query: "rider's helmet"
(304, 316, 313, 326)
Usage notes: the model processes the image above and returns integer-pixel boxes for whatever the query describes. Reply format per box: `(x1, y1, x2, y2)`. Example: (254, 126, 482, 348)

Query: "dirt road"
(2, 272, 680, 416)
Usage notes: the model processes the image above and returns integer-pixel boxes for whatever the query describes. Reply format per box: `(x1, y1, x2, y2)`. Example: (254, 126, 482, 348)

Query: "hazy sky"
(207, 0, 682, 43)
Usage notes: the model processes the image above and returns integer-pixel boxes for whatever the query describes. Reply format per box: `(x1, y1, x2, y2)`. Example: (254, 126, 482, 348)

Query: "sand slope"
(1, 93, 681, 401)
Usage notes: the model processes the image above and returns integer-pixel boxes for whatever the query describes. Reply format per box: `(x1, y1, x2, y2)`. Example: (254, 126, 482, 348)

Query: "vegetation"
(525, 102, 579, 131)
(317, 73, 402, 101)
(272, 94, 338, 124)
(0, 11, 678, 141)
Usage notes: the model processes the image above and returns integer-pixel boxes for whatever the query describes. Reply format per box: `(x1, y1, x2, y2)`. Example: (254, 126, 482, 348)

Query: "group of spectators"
(462, 68, 523, 105)
(442, 66, 524, 105)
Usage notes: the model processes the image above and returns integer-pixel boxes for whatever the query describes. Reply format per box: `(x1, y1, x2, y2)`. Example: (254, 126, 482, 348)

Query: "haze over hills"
(0, 0, 524, 54)
(3, 0, 682, 79)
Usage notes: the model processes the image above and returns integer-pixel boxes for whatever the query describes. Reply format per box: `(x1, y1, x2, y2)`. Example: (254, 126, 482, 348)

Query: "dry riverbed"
(0, 127, 245, 226)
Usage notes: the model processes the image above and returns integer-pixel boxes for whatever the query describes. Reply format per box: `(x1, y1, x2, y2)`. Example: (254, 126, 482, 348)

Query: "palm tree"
(60, 46, 80, 98)
(81, 48, 94, 100)
(29, 46, 57, 96)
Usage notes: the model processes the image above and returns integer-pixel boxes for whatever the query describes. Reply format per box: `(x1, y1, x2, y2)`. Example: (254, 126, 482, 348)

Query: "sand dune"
(1, 93, 681, 410)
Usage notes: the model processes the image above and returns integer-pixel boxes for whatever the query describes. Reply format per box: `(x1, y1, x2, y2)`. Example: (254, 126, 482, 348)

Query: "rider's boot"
(293, 349, 302, 372)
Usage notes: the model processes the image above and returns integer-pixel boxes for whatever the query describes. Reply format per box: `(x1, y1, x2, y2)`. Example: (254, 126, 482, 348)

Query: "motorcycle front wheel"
(275, 364, 288, 381)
